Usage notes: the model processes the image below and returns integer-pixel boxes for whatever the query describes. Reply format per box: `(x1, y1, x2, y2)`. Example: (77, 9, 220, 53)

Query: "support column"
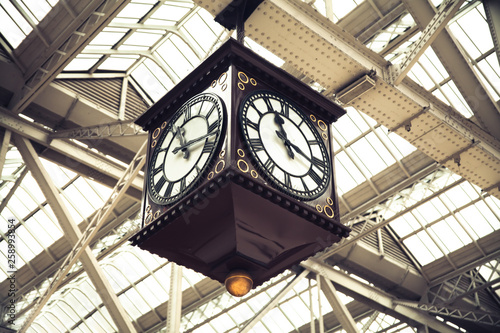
(14, 135, 136, 333)
(166, 263, 183, 333)
(319, 276, 359, 333)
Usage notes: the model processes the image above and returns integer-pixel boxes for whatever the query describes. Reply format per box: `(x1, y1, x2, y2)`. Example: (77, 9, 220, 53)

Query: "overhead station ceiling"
(0, 0, 499, 332)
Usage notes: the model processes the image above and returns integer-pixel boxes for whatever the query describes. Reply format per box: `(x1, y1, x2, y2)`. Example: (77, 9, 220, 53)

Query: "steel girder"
(13, 135, 139, 332)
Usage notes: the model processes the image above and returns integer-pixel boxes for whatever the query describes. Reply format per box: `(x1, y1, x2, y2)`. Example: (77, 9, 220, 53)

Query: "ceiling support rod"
(401, 0, 500, 141)
(388, 0, 465, 86)
(166, 263, 183, 333)
(14, 136, 146, 332)
(301, 258, 461, 333)
(316, 274, 325, 333)
(0, 130, 11, 173)
(483, 0, 500, 65)
(239, 269, 309, 333)
(319, 275, 359, 333)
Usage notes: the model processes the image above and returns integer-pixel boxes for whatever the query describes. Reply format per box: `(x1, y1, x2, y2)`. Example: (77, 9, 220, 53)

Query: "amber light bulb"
(225, 270, 253, 297)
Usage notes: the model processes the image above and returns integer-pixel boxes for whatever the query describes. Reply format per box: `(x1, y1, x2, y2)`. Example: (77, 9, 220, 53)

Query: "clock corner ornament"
(131, 38, 350, 296)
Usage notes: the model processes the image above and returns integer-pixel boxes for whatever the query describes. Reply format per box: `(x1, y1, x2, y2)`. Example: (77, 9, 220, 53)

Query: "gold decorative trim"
(324, 205, 334, 218)
(326, 197, 333, 206)
(145, 212, 152, 225)
(237, 149, 245, 157)
(153, 210, 160, 219)
(151, 140, 157, 148)
(238, 82, 245, 91)
(215, 160, 225, 173)
(250, 78, 257, 86)
(251, 170, 258, 178)
(219, 149, 226, 158)
(161, 121, 167, 129)
(218, 72, 227, 84)
(237, 159, 249, 173)
(238, 71, 249, 83)
(322, 132, 328, 140)
(310, 114, 317, 122)
(316, 204, 323, 213)
(211, 80, 217, 88)
(207, 171, 214, 180)
(318, 120, 327, 131)
(152, 127, 160, 139)
(146, 205, 151, 213)
(221, 83, 227, 91)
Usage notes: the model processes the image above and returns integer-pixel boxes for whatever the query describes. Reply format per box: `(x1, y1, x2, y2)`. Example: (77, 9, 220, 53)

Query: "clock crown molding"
(135, 38, 346, 131)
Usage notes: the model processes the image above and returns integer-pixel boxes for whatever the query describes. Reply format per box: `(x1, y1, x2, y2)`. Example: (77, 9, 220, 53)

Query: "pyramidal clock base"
(130, 170, 349, 287)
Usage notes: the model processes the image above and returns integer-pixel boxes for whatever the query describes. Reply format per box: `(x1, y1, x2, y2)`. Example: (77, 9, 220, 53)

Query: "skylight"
(0, 0, 59, 49)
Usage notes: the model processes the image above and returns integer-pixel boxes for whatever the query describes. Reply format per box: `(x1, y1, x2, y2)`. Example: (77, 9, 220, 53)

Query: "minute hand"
(287, 141, 312, 163)
(172, 132, 216, 154)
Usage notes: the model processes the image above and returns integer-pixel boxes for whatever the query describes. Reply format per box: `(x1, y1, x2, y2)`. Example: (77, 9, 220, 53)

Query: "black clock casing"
(131, 38, 349, 288)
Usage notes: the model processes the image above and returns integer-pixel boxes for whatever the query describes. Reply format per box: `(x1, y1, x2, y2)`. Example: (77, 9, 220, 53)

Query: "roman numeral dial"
(239, 90, 331, 201)
(147, 93, 225, 205)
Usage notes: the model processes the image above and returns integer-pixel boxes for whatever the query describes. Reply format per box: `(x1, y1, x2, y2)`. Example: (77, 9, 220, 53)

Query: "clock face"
(147, 93, 225, 205)
(239, 90, 331, 201)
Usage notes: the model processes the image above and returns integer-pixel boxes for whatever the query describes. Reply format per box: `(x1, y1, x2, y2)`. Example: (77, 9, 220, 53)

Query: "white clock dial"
(240, 90, 331, 200)
(148, 93, 224, 205)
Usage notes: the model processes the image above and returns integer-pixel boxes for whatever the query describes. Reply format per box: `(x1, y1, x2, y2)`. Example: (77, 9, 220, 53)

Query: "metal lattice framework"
(0, 0, 499, 332)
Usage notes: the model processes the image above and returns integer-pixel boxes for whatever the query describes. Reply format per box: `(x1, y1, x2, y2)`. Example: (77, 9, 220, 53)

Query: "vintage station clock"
(239, 90, 331, 200)
(147, 93, 225, 205)
(131, 38, 350, 295)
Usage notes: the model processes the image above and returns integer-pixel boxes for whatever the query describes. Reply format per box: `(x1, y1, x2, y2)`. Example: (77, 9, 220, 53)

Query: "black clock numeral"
(164, 182, 174, 197)
(206, 104, 216, 118)
(154, 176, 166, 193)
(202, 141, 215, 154)
(263, 97, 274, 113)
(152, 166, 163, 177)
(264, 158, 276, 173)
(184, 106, 192, 122)
(308, 140, 319, 146)
(179, 178, 186, 192)
(208, 119, 220, 134)
(246, 119, 259, 131)
(301, 177, 309, 192)
(197, 101, 204, 115)
(308, 168, 323, 185)
(280, 101, 289, 117)
(249, 102, 263, 116)
(249, 138, 264, 152)
(284, 173, 292, 188)
(311, 156, 326, 171)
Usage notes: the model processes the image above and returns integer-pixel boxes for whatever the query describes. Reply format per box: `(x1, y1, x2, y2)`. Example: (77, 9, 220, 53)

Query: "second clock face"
(147, 93, 225, 205)
(240, 90, 331, 201)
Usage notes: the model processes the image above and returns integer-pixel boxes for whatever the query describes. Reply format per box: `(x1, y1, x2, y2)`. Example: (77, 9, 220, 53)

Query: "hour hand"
(173, 125, 189, 159)
(172, 132, 216, 154)
(275, 130, 295, 159)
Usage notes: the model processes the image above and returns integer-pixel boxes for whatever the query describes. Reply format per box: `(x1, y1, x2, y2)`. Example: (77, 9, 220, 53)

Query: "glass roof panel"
(88, 29, 128, 48)
(98, 55, 140, 71)
(147, 2, 193, 24)
(0, 0, 59, 48)
(116, 2, 153, 20)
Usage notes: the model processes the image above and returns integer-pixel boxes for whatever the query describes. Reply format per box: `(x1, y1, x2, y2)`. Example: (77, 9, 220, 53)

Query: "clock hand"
(275, 130, 295, 159)
(287, 141, 313, 164)
(274, 113, 295, 158)
(172, 132, 216, 154)
(173, 125, 189, 159)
